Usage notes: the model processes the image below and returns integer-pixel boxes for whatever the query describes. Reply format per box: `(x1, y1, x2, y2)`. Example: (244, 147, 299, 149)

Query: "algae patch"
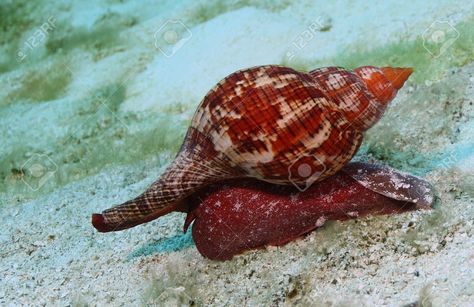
(0, 0, 43, 73)
(45, 12, 136, 60)
(3, 59, 72, 106)
(285, 15, 474, 84)
(0, 83, 189, 198)
(186, 0, 291, 25)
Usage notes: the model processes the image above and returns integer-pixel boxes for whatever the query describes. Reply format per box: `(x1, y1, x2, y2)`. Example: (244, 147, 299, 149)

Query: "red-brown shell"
(187, 65, 378, 185)
(92, 65, 412, 233)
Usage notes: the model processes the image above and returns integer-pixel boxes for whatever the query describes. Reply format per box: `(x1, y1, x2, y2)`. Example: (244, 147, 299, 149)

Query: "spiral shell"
(92, 65, 413, 232)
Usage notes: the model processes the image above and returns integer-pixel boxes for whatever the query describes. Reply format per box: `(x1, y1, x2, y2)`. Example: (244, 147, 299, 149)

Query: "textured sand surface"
(1, 0, 473, 306)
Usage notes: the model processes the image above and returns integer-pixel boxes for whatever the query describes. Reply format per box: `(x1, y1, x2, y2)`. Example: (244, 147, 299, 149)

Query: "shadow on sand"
(127, 229, 195, 259)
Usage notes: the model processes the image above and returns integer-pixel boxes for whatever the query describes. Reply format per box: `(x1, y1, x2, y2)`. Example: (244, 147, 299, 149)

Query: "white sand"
(1, 0, 473, 306)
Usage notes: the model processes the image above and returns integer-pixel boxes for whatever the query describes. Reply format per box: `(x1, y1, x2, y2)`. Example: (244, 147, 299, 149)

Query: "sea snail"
(92, 65, 413, 232)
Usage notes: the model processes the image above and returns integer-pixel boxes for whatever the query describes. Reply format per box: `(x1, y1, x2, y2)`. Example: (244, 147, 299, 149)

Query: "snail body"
(92, 65, 413, 232)
(186, 162, 433, 260)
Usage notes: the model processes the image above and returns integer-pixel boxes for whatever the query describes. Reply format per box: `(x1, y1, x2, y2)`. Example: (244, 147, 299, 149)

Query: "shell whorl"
(92, 65, 412, 232)
(191, 66, 366, 183)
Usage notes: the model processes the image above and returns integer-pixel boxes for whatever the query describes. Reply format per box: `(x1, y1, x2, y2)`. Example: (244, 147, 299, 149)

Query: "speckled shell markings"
(185, 65, 367, 184)
(92, 65, 412, 232)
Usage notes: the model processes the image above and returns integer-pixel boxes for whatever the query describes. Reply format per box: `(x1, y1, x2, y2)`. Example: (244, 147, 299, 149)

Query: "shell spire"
(349, 66, 413, 130)
(381, 67, 413, 90)
(92, 65, 412, 232)
(353, 66, 413, 104)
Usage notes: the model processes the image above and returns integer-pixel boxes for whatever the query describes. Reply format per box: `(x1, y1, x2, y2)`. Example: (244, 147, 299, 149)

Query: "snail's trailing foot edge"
(186, 162, 433, 260)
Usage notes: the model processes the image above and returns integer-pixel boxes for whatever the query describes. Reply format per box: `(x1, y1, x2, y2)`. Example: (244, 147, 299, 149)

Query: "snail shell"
(92, 65, 413, 232)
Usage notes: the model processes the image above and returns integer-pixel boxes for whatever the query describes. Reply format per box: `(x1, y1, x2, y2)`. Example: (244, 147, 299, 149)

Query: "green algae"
(187, 0, 291, 25)
(4, 59, 72, 105)
(160, 101, 194, 115)
(356, 144, 432, 176)
(0, 83, 189, 198)
(45, 13, 136, 60)
(0, 1, 38, 45)
(286, 15, 474, 84)
(0, 0, 43, 73)
(1, 116, 187, 197)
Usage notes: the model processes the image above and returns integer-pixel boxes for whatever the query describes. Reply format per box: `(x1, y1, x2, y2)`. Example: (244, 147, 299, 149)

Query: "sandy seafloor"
(1, 0, 474, 306)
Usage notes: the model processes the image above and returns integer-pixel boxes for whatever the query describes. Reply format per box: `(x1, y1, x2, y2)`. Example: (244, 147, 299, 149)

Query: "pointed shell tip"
(381, 67, 413, 90)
